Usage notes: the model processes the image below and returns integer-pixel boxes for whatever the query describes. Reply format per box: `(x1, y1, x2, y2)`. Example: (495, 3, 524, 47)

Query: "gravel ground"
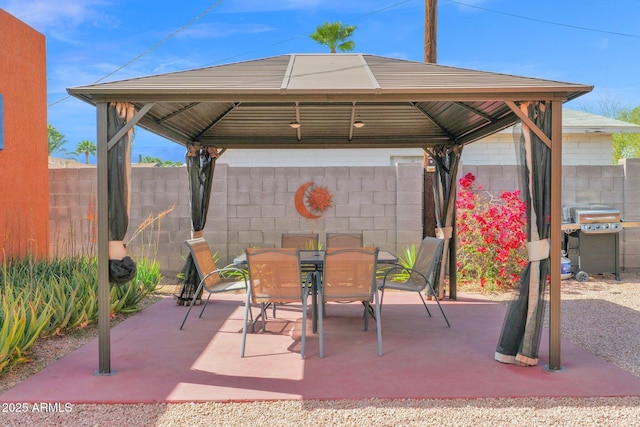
(1, 274, 639, 426)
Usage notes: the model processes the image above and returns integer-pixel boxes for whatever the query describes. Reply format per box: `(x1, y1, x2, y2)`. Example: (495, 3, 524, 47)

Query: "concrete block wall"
(49, 163, 419, 275)
(49, 160, 640, 275)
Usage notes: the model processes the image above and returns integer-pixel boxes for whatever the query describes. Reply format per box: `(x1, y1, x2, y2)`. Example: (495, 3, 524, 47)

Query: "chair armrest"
(379, 266, 430, 288)
(200, 266, 249, 289)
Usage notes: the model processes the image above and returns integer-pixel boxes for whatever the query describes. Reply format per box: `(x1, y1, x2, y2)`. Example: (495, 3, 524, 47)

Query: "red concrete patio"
(1, 292, 640, 404)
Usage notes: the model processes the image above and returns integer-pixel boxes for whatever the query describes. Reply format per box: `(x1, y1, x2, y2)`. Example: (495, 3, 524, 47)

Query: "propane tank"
(561, 251, 572, 280)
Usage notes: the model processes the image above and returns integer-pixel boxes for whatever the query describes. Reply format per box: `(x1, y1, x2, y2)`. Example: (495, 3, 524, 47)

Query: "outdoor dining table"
(233, 249, 398, 333)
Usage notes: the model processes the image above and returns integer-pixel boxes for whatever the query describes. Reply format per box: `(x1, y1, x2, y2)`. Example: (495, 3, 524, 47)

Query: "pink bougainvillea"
(456, 173, 528, 291)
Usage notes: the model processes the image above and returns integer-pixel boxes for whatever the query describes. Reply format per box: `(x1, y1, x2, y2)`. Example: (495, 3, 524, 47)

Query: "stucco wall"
(0, 10, 48, 259)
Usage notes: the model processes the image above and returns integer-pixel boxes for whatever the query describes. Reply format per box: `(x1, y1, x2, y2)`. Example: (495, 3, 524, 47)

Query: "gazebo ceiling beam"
(457, 113, 519, 146)
(157, 102, 200, 124)
(411, 102, 457, 143)
(195, 135, 452, 148)
(137, 117, 194, 146)
(193, 103, 240, 141)
(452, 102, 494, 123)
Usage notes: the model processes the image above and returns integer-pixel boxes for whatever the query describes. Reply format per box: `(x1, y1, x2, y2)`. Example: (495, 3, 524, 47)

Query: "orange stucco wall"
(0, 10, 49, 259)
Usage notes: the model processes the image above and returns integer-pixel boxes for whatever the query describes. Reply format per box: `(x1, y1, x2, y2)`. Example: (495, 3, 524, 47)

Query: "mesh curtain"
(429, 144, 463, 297)
(107, 102, 137, 284)
(495, 101, 551, 366)
(176, 146, 219, 304)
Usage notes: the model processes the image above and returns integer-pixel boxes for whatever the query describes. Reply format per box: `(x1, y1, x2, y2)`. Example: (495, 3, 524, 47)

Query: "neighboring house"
(462, 109, 640, 166)
(215, 109, 640, 167)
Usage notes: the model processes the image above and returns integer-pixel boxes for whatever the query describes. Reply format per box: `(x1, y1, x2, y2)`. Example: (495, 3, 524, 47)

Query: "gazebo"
(68, 53, 592, 375)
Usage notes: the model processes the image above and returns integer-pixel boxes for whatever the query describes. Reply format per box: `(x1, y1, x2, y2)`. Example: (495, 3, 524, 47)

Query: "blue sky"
(3, 0, 640, 163)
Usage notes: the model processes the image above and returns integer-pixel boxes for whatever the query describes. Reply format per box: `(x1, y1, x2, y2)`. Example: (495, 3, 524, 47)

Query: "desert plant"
(376, 244, 417, 282)
(0, 253, 161, 372)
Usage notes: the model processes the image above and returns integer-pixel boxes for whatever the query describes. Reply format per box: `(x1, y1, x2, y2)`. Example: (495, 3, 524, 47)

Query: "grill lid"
(570, 207, 620, 224)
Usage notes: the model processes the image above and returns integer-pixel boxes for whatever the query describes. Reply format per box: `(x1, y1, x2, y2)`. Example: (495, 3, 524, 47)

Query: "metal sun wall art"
(295, 181, 333, 219)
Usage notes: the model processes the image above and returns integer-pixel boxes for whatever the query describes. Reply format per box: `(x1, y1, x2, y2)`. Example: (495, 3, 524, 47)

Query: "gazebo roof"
(68, 54, 593, 150)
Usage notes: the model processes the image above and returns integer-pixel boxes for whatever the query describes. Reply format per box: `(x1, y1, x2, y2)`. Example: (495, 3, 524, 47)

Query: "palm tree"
(47, 124, 68, 156)
(310, 22, 357, 53)
(75, 140, 97, 164)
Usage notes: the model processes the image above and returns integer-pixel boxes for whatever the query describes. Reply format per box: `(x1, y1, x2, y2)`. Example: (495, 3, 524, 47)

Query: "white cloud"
(0, 0, 116, 32)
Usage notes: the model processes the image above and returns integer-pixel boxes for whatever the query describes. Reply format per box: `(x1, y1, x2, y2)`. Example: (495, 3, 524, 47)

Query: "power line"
(49, 1, 224, 107)
(446, 0, 640, 39)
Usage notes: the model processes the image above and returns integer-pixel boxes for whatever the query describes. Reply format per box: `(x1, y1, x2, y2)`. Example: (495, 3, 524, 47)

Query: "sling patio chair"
(242, 247, 317, 358)
(311, 247, 382, 358)
(281, 233, 319, 250)
(280, 233, 320, 312)
(179, 238, 249, 330)
(377, 236, 451, 327)
(325, 232, 364, 248)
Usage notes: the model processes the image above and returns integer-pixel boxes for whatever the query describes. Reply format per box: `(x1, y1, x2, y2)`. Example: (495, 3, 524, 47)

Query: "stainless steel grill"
(568, 207, 622, 234)
(562, 205, 622, 282)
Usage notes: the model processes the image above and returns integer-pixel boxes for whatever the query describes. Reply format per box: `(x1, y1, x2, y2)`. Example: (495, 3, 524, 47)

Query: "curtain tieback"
(527, 239, 550, 262)
(192, 230, 204, 239)
(435, 226, 453, 240)
(108, 240, 127, 260)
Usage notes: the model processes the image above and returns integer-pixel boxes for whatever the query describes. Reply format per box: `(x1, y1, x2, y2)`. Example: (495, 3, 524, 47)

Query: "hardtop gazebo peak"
(68, 52, 592, 375)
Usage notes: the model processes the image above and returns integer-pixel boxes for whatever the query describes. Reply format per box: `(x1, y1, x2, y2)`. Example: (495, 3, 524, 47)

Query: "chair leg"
(363, 302, 369, 331)
(301, 286, 309, 359)
(198, 293, 214, 318)
(427, 283, 451, 327)
(319, 286, 325, 358)
(417, 292, 433, 317)
(241, 289, 251, 357)
(374, 289, 383, 356)
(179, 281, 205, 330)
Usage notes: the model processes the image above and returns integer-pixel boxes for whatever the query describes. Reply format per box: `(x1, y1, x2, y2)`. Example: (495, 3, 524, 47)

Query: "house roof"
(561, 109, 640, 134)
(67, 53, 593, 150)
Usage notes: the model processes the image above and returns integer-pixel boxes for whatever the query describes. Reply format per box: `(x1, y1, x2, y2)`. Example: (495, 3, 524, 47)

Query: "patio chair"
(179, 238, 249, 330)
(281, 232, 320, 300)
(312, 247, 382, 358)
(242, 247, 316, 358)
(325, 232, 363, 248)
(378, 236, 450, 327)
(281, 233, 319, 250)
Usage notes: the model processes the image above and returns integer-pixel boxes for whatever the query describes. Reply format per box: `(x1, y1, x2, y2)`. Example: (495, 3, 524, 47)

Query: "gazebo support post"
(95, 102, 114, 376)
(547, 100, 564, 371)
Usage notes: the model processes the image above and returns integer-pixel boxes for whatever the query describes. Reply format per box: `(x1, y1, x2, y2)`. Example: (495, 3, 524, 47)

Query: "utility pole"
(425, 0, 437, 63)
(423, 0, 438, 238)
